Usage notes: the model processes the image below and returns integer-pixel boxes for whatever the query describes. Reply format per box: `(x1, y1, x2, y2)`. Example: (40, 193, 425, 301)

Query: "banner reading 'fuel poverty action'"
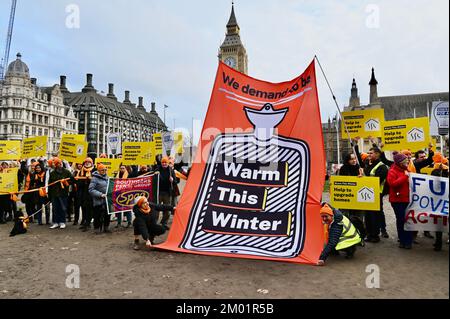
(156, 60, 325, 265)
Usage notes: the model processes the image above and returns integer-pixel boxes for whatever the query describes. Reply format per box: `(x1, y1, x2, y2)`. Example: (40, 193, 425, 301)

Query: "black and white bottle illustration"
(181, 103, 310, 258)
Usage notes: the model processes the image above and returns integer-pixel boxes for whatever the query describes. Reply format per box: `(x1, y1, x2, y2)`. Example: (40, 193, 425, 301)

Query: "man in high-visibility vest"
(317, 203, 363, 266)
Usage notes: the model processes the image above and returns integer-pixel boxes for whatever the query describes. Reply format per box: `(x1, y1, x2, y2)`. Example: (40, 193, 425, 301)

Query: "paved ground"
(0, 191, 448, 299)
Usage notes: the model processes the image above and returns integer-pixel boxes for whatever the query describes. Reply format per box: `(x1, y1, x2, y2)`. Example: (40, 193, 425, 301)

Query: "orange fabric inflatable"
(156, 60, 325, 265)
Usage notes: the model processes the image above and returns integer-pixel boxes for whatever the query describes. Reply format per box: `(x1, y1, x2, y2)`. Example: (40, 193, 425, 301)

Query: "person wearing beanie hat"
(387, 151, 413, 249)
(89, 164, 110, 234)
(317, 203, 362, 266)
(48, 157, 74, 229)
(400, 150, 417, 173)
(132, 196, 174, 250)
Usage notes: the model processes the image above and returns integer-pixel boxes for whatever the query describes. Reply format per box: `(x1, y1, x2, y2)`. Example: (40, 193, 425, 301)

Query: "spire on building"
(349, 78, 361, 108)
(369, 67, 379, 104)
(227, 2, 238, 28)
(369, 67, 378, 85)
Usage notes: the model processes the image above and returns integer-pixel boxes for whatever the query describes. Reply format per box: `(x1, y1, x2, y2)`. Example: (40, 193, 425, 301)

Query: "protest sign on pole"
(430, 101, 449, 136)
(330, 176, 380, 211)
(381, 117, 431, 151)
(95, 158, 122, 177)
(162, 132, 174, 157)
(157, 60, 326, 265)
(161, 131, 184, 157)
(341, 109, 385, 139)
(22, 136, 48, 158)
(0, 168, 19, 193)
(106, 132, 122, 156)
(404, 211, 449, 232)
(59, 135, 88, 163)
(0, 141, 21, 160)
(122, 142, 155, 165)
(407, 173, 449, 216)
(404, 173, 449, 232)
(106, 174, 159, 215)
(153, 133, 163, 155)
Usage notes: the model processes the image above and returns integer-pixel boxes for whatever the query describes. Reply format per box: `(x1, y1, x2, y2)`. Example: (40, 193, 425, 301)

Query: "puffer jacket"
(88, 171, 109, 207)
(387, 164, 409, 203)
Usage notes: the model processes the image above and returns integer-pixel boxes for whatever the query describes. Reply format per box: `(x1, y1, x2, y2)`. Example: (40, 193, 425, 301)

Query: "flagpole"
(315, 55, 360, 166)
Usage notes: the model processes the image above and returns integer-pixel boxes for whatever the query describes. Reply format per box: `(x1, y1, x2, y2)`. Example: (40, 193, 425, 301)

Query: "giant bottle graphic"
(181, 103, 310, 258)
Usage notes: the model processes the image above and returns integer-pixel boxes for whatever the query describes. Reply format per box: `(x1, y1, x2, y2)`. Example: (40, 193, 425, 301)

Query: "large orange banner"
(156, 60, 325, 265)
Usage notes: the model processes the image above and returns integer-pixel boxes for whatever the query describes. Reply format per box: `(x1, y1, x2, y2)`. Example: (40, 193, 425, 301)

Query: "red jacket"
(387, 164, 410, 203)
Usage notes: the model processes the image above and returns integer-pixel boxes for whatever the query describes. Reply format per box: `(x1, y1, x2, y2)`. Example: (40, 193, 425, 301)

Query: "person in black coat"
(132, 196, 173, 250)
(338, 153, 363, 221)
(363, 147, 389, 243)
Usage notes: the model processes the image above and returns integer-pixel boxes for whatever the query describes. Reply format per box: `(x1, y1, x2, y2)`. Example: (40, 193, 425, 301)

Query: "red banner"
(156, 60, 325, 265)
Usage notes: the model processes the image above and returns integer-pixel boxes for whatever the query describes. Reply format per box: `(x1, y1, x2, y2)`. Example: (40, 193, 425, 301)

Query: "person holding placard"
(363, 147, 389, 243)
(76, 158, 95, 232)
(114, 164, 132, 229)
(413, 144, 434, 174)
(338, 153, 364, 221)
(48, 158, 73, 229)
(28, 162, 47, 225)
(431, 153, 449, 252)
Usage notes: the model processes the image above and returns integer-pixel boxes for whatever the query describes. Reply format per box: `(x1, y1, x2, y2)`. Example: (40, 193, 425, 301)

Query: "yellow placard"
(381, 117, 431, 151)
(95, 158, 122, 177)
(0, 168, 19, 193)
(330, 176, 380, 211)
(22, 136, 48, 158)
(0, 141, 22, 160)
(153, 133, 163, 155)
(174, 132, 184, 154)
(341, 109, 385, 139)
(62, 134, 86, 141)
(122, 142, 155, 165)
(59, 136, 88, 164)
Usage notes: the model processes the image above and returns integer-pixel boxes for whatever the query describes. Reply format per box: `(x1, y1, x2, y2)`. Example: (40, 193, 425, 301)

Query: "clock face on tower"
(224, 57, 237, 68)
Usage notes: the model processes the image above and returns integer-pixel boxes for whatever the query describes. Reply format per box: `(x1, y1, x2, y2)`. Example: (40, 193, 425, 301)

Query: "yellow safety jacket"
(335, 216, 362, 250)
(370, 161, 386, 193)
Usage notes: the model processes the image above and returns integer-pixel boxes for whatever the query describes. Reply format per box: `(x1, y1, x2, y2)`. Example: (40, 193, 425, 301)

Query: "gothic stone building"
(0, 53, 78, 157)
(61, 74, 166, 157)
(323, 67, 449, 171)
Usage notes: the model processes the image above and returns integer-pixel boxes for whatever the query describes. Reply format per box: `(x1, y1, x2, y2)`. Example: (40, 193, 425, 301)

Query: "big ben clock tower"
(218, 3, 248, 74)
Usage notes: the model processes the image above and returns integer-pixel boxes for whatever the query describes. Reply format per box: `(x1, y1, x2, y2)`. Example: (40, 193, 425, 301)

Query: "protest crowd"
(0, 152, 186, 249)
(0, 136, 448, 261)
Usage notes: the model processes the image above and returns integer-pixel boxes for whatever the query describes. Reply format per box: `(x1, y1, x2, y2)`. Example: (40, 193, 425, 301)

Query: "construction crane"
(0, 0, 17, 81)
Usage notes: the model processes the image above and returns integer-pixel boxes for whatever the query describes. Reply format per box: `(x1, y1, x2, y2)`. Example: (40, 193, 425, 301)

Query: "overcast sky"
(1, 0, 448, 137)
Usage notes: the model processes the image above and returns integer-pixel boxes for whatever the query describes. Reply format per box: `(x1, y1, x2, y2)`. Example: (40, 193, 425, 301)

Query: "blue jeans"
(391, 202, 413, 246)
(52, 196, 68, 224)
